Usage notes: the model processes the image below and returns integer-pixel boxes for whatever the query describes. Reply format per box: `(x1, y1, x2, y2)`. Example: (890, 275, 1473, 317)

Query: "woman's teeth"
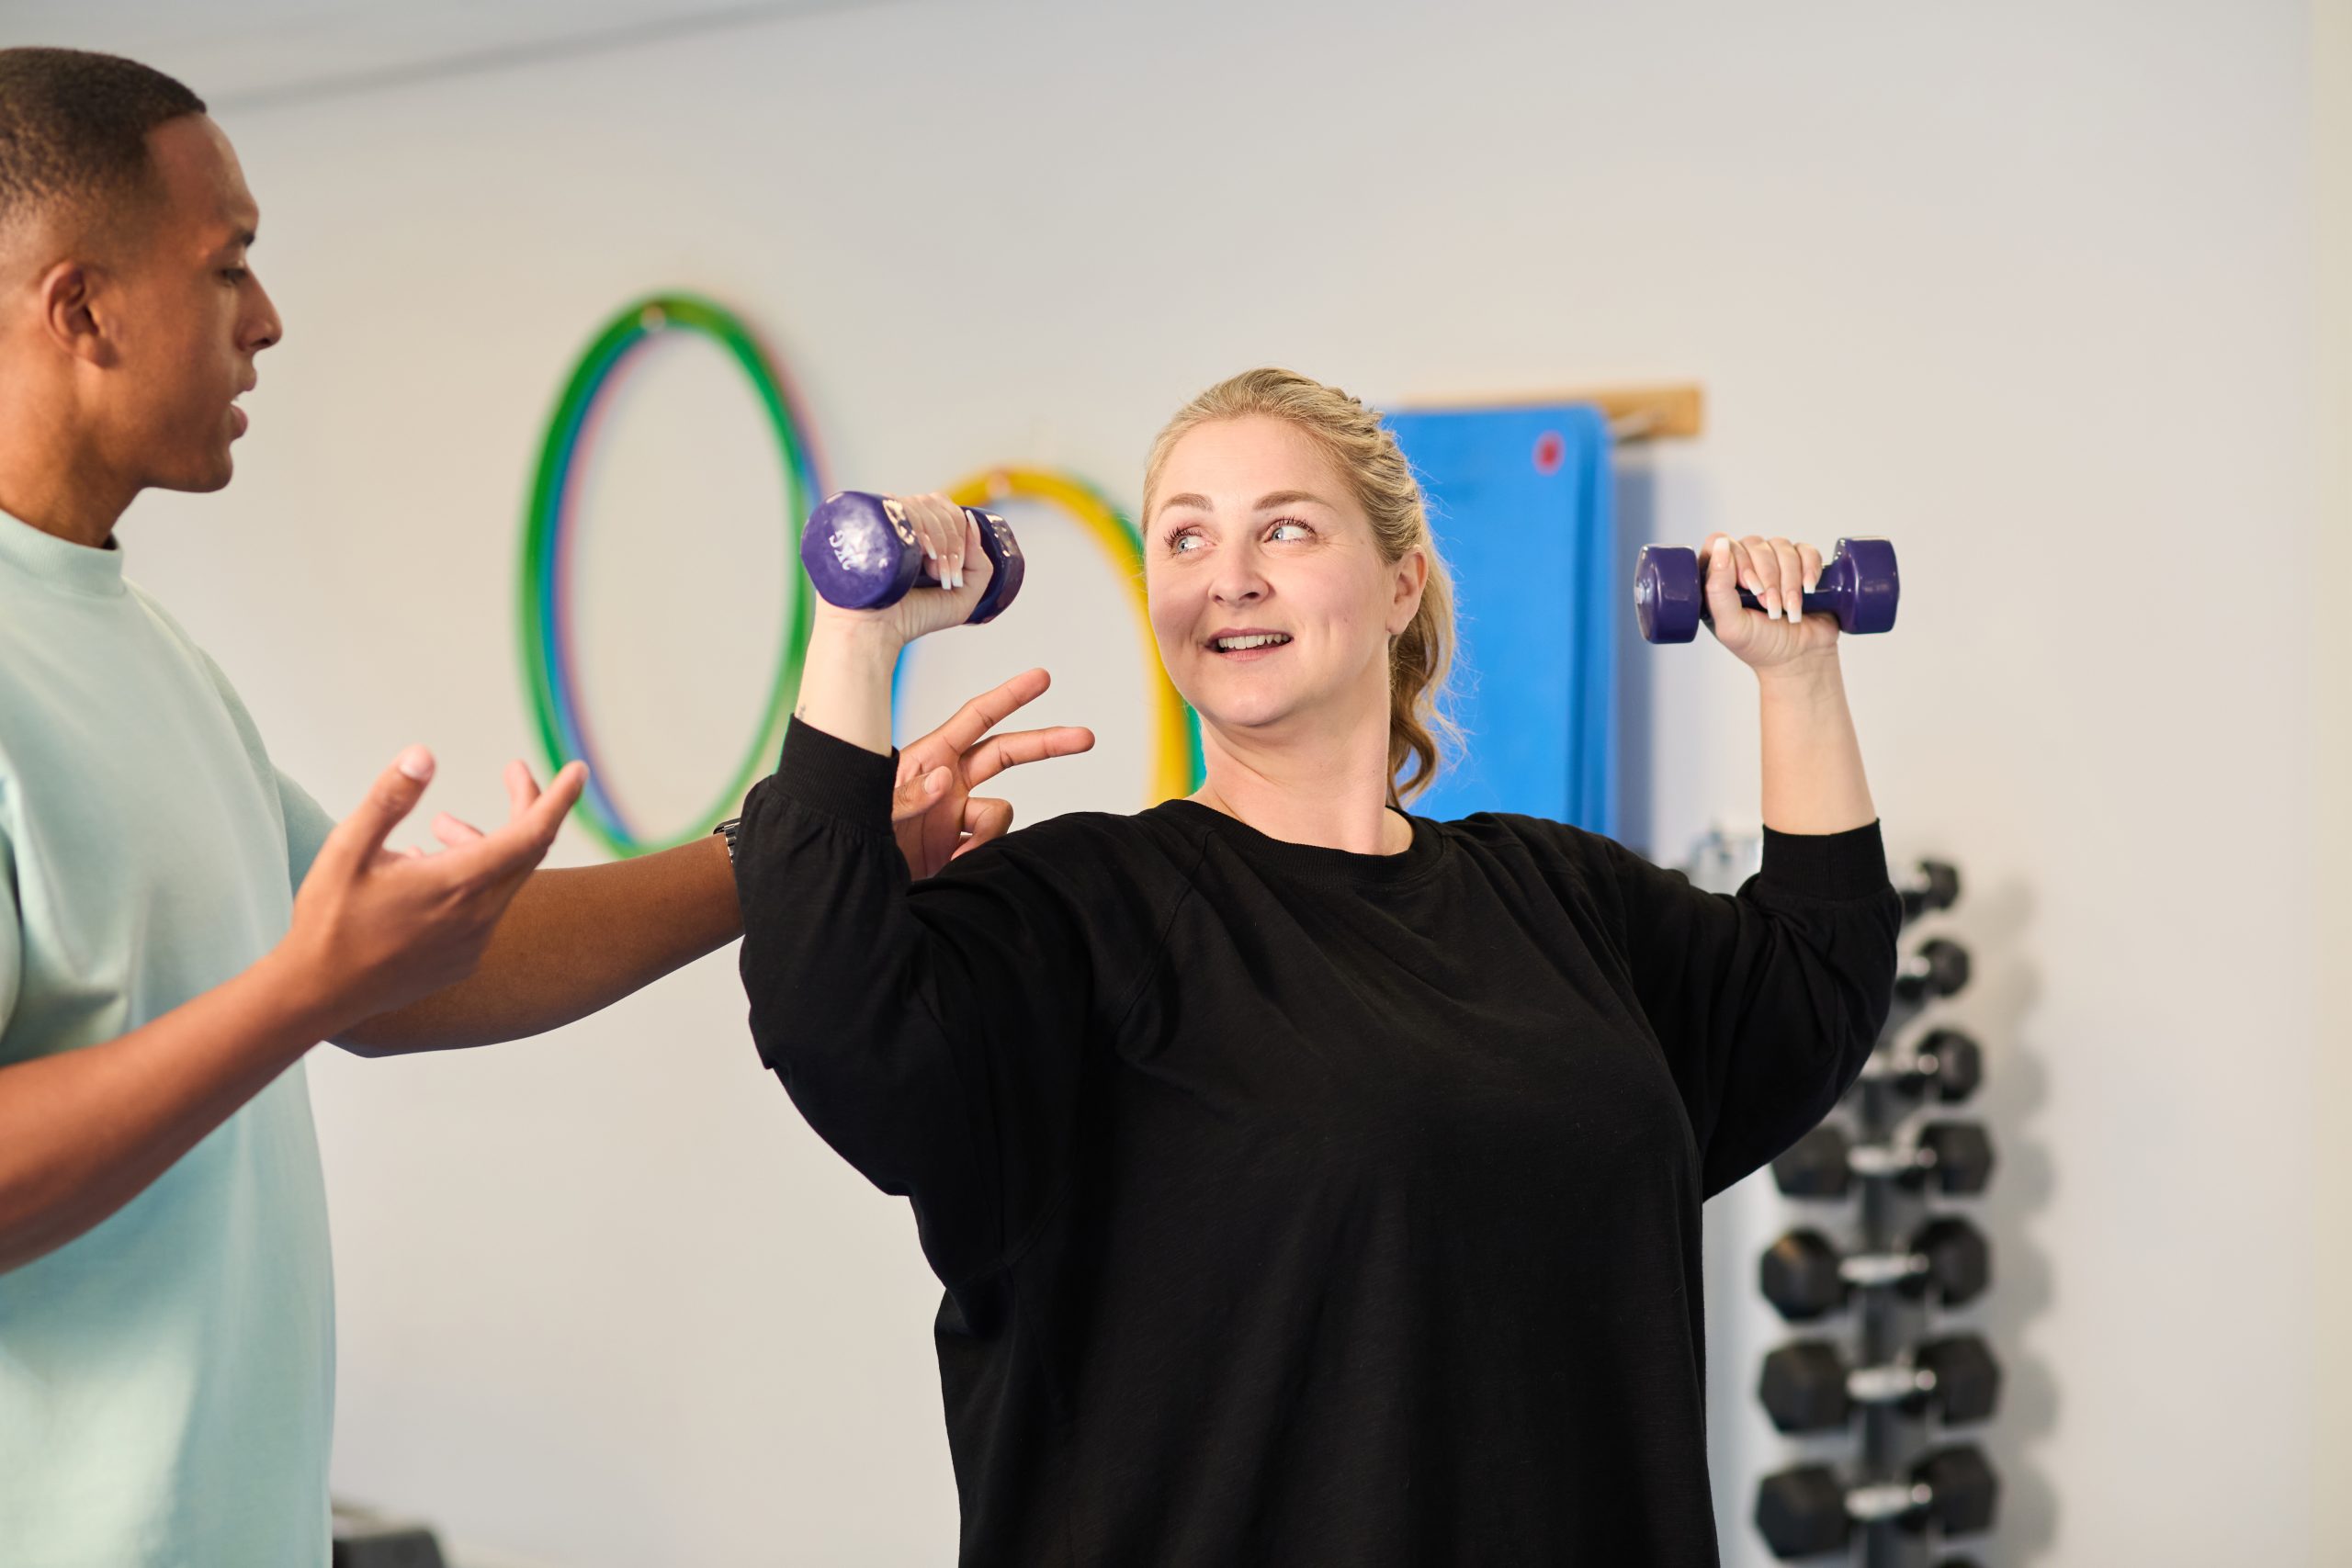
(1213, 634, 1291, 651)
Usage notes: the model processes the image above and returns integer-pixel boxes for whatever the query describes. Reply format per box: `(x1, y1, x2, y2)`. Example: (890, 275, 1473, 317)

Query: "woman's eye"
(1169, 531, 1203, 554)
(1268, 520, 1312, 542)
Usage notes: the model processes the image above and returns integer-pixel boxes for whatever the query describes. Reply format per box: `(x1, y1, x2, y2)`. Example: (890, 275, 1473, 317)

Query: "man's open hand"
(888, 668, 1094, 880)
(279, 748, 588, 1032)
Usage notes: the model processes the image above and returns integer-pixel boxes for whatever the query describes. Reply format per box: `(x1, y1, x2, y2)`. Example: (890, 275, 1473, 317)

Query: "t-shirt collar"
(0, 505, 128, 598)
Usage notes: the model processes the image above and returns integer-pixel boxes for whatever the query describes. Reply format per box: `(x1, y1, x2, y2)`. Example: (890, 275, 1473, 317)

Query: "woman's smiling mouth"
(1208, 629, 1293, 658)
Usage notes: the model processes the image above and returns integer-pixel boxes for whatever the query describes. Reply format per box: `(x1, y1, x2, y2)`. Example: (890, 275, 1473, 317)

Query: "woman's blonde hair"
(1143, 367, 1459, 803)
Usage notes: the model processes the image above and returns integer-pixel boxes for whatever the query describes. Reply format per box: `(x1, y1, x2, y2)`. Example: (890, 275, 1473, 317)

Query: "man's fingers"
(504, 759, 539, 819)
(522, 760, 586, 840)
(440, 761, 585, 885)
(432, 811, 486, 848)
(951, 795, 1014, 859)
(960, 725, 1097, 788)
(910, 669, 1055, 765)
(320, 745, 436, 874)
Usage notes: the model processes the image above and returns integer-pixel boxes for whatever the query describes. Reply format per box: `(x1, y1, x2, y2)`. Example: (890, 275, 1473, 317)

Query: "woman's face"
(1147, 415, 1423, 751)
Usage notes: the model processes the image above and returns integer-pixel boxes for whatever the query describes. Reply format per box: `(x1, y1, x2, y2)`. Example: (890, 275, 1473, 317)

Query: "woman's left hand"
(1702, 533, 1842, 672)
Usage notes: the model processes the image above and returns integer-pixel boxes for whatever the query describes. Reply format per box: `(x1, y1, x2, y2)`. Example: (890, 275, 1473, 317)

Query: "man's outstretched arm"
(333, 838, 739, 1055)
(335, 668, 1092, 1055)
(1, 749, 583, 1273)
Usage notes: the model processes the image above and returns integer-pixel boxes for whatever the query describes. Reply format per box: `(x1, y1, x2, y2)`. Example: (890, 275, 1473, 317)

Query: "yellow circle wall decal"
(944, 466, 1203, 804)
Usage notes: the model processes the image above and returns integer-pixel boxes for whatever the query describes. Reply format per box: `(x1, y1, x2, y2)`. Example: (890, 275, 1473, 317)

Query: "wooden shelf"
(1394, 383, 1704, 443)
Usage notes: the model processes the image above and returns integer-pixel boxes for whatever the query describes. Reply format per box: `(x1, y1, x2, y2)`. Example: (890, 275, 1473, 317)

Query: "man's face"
(97, 115, 280, 493)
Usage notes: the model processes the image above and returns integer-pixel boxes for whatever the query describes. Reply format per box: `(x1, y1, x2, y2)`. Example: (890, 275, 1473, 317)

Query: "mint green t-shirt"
(0, 511, 338, 1565)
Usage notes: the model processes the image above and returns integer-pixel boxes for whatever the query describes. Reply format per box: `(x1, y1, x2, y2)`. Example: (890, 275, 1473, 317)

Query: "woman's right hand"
(808, 491, 993, 650)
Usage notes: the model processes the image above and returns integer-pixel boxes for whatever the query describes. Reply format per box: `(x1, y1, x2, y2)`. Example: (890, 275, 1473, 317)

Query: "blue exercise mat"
(1384, 404, 1617, 835)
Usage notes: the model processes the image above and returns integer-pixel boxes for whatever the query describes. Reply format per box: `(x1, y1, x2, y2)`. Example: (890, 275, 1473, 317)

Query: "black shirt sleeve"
(1588, 822, 1902, 1195)
(732, 719, 1120, 1292)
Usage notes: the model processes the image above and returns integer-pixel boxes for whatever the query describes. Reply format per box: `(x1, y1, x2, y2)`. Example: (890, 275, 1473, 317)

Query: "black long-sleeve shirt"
(736, 721, 1900, 1567)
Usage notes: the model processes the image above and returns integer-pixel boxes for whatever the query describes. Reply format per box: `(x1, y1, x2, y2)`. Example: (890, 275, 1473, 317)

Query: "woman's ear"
(1388, 547, 1430, 636)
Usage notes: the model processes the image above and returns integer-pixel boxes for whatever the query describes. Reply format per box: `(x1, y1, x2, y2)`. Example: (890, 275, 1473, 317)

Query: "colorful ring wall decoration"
(519, 294, 820, 857)
(521, 296, 1205, 858)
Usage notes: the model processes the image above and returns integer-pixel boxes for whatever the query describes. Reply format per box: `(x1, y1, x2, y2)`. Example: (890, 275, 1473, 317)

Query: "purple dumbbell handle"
(1634, 536, 1899, 644)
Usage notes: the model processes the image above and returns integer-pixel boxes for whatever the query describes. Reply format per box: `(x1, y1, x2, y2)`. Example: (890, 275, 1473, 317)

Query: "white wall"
(2312, 0, 2351, 1553)
(82, 0, 2327, 1561)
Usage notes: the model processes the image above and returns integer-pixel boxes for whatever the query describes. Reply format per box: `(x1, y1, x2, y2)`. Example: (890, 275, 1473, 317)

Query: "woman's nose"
(1211, 557, 1268, 604)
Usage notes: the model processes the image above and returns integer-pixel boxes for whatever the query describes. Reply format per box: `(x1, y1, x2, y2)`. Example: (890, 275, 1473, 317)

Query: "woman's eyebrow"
(1154, 488, 1333, 521)
(1253, 490, 1331, 512)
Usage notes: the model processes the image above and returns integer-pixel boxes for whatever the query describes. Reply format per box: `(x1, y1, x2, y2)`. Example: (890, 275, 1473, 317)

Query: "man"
(0, 47, 1087, 1565)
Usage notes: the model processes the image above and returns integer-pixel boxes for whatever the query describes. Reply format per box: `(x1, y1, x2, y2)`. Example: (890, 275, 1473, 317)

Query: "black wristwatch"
(713, 817, 741, 863)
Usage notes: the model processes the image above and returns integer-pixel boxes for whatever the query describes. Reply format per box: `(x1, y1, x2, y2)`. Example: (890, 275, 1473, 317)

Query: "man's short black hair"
(0, 48, 207, 235)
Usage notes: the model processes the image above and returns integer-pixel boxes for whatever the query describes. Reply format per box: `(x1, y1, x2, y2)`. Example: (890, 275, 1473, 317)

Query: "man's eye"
(221, 267, 249, 285)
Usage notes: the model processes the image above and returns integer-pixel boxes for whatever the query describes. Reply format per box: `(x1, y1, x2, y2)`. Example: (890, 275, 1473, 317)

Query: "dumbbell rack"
(1755, 861, 2001, 1566)
(1853, 971, 1954, 1568)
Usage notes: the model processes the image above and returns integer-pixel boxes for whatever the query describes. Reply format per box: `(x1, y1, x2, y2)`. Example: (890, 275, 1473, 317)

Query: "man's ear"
(39, 260, 116, 368)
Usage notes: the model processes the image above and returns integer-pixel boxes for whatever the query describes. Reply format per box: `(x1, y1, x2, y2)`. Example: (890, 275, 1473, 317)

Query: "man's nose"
(247, 280, 283, 353)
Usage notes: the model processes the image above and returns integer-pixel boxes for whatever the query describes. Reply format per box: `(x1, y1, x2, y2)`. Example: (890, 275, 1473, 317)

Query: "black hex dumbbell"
(1894, 937, 1971, 1007)
(1772, 1121, 1996, 1201)
(1756, 1446, 1999, 1560)
(1759, 1218, 1991, 1323)
(1858, 1027, 1984, 1104)
(1758, 1335, 2003, 1433)
(1897, 859, 1961, 925)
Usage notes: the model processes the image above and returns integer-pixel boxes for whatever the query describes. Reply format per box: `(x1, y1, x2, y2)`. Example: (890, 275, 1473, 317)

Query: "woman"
(735, 368, 1900, 1565)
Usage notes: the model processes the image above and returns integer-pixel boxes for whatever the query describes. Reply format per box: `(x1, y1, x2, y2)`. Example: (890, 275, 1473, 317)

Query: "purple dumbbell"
(1634, 536, 1899, 644)
(798, 491, 1026, 626)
